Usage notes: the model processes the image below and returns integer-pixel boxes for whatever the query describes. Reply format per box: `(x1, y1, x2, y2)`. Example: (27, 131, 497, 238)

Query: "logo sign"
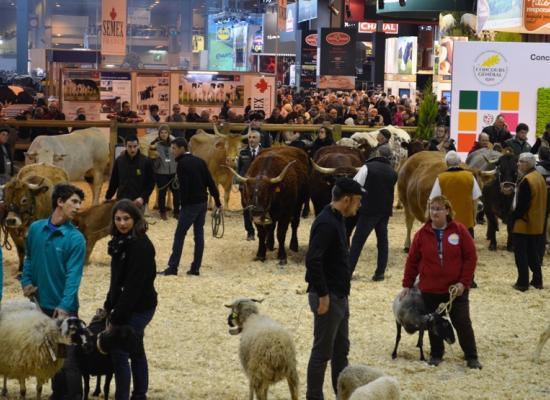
(305, 34, 318, 47)
(101, 0, 127, 56)
(524, 0, 550, 32)
(358, 21, 399, 34)
(217, 27, 231, 41)
(473, 51, 508, 86)
(326, 32, 351, 46)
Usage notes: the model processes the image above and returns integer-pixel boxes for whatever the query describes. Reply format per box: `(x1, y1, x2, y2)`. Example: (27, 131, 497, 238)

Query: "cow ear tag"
(275, 187, 281, 192)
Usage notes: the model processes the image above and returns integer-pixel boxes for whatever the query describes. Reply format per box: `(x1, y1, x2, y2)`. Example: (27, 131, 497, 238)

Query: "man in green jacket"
(21, 183, 86, 400)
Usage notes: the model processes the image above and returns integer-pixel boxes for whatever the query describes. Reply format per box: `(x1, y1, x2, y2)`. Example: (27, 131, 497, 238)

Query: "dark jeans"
(306, 293, 349, 400)
(42, 309, 82, 400)
(513, 233, 545, 287)
(111, 308, 156, 400)
(422, 291, 478, 360)
(168, 202, 207, 271)
(349, 214, 390, 276)
(155, 174, 180, 214)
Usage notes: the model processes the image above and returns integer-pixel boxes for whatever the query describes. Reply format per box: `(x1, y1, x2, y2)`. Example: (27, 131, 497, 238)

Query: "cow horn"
(481, 169, 497, 176)
(222, 165, 248, 183)
(482, 154, 500, 164)
(311, 160, 337, 175)
(269, 160, 296, 184)
(213, 124, 224, 137)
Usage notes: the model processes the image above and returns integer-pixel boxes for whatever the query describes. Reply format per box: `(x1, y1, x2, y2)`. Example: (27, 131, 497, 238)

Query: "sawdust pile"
(1, 183, 549, 399)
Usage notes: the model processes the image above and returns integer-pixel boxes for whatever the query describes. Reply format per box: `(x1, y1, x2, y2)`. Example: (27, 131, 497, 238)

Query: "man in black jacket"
(482, 114, 512, 145)
(105, 135, 155, 209)
(305, 177, 363, 400)
(237, 130, 261, 240)
(160, 138, 222, 276)
(349, 146, 398, 281)
(0, 126, 14, 200)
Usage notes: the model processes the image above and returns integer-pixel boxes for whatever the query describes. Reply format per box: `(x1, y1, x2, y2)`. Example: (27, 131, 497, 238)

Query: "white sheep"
(0, 306, 84, 399)
(0, 298, 38, 313)
(337, 364, 385, 400)
(439, 14, 456, 35)
(533, 322, 550, 362)
(460, 13, 477, 32)
(337, 137, 360, 148)
(225, 298, 299, 400)
(349, 376, 400, 400)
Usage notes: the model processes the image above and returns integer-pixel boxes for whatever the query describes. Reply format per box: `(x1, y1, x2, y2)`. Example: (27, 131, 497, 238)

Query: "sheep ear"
(251, 298, 264, 303)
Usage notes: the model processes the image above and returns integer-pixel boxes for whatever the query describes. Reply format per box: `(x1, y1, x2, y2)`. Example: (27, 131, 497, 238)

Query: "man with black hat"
(349, 145, 398, 281)
(305, 177, 364, 400)
(241, 113, 272, 148)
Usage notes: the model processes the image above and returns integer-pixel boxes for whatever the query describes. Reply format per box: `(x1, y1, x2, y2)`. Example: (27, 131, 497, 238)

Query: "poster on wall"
(298, 0, 317, 22)
(179, 73, 244, 107)
(450, 41, 547, 157)
(63, 70, 101, 101)
(301, 30, 317, 89)
(99, 71, 131, 118)
(208, 17, 233, 71)
(135, 72, 170, 117)
(101, 0, 127, 56)
(243, 75, 276, 116)
(63, 101, 101, 121)
(396, 36, 418, 75)
(320, 28, 356, 76)
(477, 0, 550, 33)
(436, 36, 467, 78)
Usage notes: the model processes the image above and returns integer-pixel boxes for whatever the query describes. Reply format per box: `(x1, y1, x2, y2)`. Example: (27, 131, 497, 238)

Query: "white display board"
(450, 41, 547, 157)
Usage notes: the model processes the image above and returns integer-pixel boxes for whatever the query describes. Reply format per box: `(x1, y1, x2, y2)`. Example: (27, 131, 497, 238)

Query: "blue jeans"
(168, 202, 207, 271)
(111, 308, 156, 400)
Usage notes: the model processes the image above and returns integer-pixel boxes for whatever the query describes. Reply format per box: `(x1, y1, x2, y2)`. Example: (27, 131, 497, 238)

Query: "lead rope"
(0, 224, 12, 250)
(212, 207, 224, 238)
(436, 285, 459, 316)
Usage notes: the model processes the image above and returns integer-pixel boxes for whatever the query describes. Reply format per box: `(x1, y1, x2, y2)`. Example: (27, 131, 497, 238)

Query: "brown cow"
(189, 126, 244, 208)
(2, 163, 70, 271)
(226, 146, 309, 265)
(73, 201, 115, 264)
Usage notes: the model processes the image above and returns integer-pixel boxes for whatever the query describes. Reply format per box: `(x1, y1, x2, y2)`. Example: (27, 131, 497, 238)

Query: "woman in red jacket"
(400, 195, 482, 369)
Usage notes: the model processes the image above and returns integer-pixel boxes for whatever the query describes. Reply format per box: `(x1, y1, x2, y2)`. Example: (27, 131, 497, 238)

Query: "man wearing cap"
(305, 177, 363, 400)
(510, 152, 547, 291)
(349, 146, 397, 281)
(241, 113, 272, 148)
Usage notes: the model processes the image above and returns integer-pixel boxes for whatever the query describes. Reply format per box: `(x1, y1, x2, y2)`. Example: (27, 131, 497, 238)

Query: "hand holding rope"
(436, 284, 459, 316)
(212, 206, 224, 239)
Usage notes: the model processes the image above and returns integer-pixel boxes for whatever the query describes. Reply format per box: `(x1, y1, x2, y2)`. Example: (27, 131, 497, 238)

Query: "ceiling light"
(55, 3, 61, 7)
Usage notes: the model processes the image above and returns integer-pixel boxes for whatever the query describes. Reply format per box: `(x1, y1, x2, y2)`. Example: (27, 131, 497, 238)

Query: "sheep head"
(59, 316, 88, 346)
(426, 313, 456, 345)
(224, 298, 264, 335)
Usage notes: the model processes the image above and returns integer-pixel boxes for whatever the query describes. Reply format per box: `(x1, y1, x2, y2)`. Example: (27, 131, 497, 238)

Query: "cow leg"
(83, 374, 90, 400)
(91, 169, 104, 206)
(104, 373, 113, 400)
(403, 206, 415, 252)
(486, 210, 498, 251)
(266, 224, 275, 251)
(222, 180, 231, 210)
(254, 225, 267, 262)
(289, 206, 301, 252)
(16, 243, 25, 274)
(276, 219, 290, 265)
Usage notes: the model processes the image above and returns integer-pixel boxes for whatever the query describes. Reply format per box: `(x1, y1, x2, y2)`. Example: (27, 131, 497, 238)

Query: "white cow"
(351, 125, 411, 170)
(25, 128, 110, 205)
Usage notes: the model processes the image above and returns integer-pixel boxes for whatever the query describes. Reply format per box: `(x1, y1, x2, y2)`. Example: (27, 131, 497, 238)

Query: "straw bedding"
(1, 183, 549, 399)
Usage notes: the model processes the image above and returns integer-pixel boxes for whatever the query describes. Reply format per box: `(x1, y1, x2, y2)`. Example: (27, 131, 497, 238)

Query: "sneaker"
(246, 233, 255, 241)
(158, 267, 177, 276)
(186, 269, 200, 276)
(428, 357, 442, 366)
(466, 358, 483, 369)
(372, 274, 385, 282)
(512, 283, 528, 292)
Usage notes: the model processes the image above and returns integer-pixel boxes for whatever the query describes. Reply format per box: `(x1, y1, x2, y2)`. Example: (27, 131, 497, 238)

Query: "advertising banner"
(63, 70, 101, 102)
(319, 75, 355, 90)
(436, 36, 467, 78)
(101, 0, 127, 56)
(135, 73, 170, 118)
(208, 17, 234, 71)
(524, 0, 550, 31)
(301, 30, 317, 89)
(128, 8, 150, 26)
(450, 41, 548, 156)
(320, 28, 356, 76)
(298, 0, 318, 22)
(244, 75, 276, 115)
(179, 73, 244, 107)
(477, 0, 550, 33)
(384, 37, 417, 75)
(278, 0, 288, 32)
(345, 0, 365, 23)
(281, 3, 298, 42)
(100, 71, 131, 118)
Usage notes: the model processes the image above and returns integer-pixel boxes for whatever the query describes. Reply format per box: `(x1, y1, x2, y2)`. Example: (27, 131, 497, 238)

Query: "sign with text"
(244, 75, 276, 115)
(101, 0, 127, 56)
(301, 30, 317, 89)
(524, 0, 550, 31)
(320, 28, 356, 76)
(358, 21, 399, 34)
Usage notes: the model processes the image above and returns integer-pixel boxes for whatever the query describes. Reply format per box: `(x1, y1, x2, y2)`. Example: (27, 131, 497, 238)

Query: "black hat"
(334, 177, 365, 195)
(379, 128, 391, 140)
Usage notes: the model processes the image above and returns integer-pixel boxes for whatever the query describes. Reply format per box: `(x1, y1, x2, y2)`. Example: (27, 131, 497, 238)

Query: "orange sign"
(524, 0, 550, 32)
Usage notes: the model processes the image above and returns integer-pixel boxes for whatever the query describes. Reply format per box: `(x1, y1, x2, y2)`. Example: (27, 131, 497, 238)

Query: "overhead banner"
(101, 0, 127, 56)
(345, 0, 365, 23)
(244, 75, 276, 115)
(299, 0, 318, 23)
(320, 28, 356, 76)
(477, 0, 550, 33)
(278, 0, 288, 33)
(358, 21, 399, 34)
(450, 41, 545, 156)
(208, 16, 233, 71)
(301, 30, 317, 89)
(384, 36, 418, 75)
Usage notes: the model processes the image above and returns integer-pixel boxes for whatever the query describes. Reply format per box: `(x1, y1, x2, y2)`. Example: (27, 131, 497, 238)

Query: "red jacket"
(402, 221, 477, 293)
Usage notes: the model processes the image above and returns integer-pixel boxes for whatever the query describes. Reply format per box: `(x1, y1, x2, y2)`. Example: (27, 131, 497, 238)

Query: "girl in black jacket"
(104, 200, 158, 400)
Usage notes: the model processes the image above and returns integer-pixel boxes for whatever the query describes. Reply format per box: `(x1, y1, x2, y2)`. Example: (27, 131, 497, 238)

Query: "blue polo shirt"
(21, 219, 86, 312)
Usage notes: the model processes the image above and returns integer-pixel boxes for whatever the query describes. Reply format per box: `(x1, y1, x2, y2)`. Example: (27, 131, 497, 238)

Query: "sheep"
(0, 307, 86, 399)
(533, 322, 550, 362)
(392, 287, 455, 361)
(0, 298, 37, 313)
(460, 13, 477, 33)
(439, 13, 456, 36)
(225, 298, 299, 400)
(348, 376, 400, 400)
(336, 364, 385, 400)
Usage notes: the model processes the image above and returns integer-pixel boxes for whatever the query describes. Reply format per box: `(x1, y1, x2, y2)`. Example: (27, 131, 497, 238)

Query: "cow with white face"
(25, 128, 109, 205)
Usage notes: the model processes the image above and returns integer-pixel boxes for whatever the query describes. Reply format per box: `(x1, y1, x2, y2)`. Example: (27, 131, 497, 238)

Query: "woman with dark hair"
(149, 125, 179, 220)
(310, 126, 335, 157)
(104, 199, 158, 400)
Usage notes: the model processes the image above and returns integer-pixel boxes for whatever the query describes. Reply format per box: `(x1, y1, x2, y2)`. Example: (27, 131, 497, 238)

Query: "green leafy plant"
(416, 80, 438, 141)
(536, 88, 550, 136)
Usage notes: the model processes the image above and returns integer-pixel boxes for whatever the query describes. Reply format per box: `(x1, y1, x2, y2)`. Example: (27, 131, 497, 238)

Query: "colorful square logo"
(500, 92, 520, 111)
(459, 91, 478, 110)
(479, 91, 499, 110)
(457, 133, 477, 152)
(500, 113, 519, 132)
(458, 112, 477, 131)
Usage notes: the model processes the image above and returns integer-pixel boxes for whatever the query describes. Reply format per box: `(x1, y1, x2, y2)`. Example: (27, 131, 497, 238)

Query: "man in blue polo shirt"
(21, 183, 86, 400)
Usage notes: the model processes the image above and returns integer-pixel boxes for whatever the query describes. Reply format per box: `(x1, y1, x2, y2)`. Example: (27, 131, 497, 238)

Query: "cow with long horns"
(226, 147, 309, 265)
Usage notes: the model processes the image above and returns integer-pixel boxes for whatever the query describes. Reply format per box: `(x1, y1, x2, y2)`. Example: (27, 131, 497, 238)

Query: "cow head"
(311, 159, 361, 186)
(482, 153, 518, 196)
(3, 177, 49, 227)
(225, 161, 295, 225)
(212, 124, 245, 168)
(25, 149, 66, 166)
